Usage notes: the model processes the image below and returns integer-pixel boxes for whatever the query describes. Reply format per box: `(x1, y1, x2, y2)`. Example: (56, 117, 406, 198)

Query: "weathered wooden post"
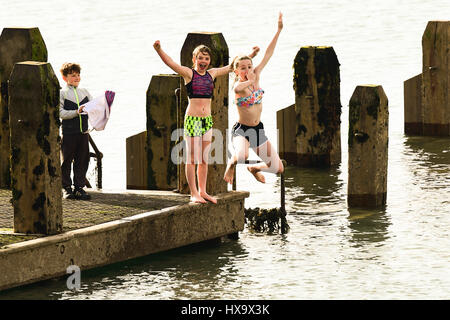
(292, 46, 342, 167)
(348, 85, 389, 208)
(179, 32, 229, 195)
(276, 104, 296, 164)
(8, 62, 62, 235)
(126, 75, 180, 190)
(422, 21, 450, 136)
(146, 74, 179, 190)
(404, 73, 423, 135)
(126, 131, 147, 189)
(0, 27, 48, 188)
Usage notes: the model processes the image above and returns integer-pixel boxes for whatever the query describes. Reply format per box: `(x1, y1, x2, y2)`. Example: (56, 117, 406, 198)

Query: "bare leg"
(248, 140, 284, 182)
(224, 136, 250, 184)
(185, 135, 206, 203)
(247, 166, 266, 183)
(224, 154, 237, 185)
(197, 130, 217, 203)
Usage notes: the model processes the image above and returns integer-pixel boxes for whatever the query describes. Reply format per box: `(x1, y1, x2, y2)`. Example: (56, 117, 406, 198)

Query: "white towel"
(81, 92, 114, 131)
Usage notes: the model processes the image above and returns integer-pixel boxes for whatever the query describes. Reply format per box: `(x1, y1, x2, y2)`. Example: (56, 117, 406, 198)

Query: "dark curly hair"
(60, 62, 81, 76)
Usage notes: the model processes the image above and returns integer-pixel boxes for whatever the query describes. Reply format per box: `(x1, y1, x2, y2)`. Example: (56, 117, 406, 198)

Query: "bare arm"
(254, 12, 283, 75)
(234, 68, 257, 94)
(233, 79, 255, 93)
(209, 46, 261, 78)
(153, 40, 191, 79)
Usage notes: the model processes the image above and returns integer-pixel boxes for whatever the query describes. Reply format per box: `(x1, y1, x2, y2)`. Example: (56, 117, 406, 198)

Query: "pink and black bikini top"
(186, 69, 214, 99)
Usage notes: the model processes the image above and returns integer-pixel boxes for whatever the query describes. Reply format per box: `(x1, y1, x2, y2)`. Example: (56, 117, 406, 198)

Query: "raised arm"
(209, 46, 260, 78)
(233, 69, 257, 93)
(254, 12, 283, 75)
(153, 40, 191, 79)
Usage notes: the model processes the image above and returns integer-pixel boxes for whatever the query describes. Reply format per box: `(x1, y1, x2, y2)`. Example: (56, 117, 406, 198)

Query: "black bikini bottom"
(231, 121, 268, 148)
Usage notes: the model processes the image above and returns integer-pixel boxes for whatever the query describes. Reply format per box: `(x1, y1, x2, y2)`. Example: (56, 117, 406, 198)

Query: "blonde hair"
(231, 55, 253, 84)
(192, 45, 212, 68)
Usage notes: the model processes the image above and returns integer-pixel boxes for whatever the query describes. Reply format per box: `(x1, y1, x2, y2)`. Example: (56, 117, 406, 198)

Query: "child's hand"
(153, 40, 161, 51)
(278, 12, 283, 31)
(251, 46, 260, 58)
(78, 105, 85, 114)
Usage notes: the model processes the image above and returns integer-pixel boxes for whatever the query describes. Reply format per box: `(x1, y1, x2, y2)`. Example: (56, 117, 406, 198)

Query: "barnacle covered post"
(422, 21, 450, 136)
(8, 62, 62, 235)
(0, 27, 48, 188)
(348, 85, 389, 208)
(178, 32, 229, 195)
(291, 46, 342, 167)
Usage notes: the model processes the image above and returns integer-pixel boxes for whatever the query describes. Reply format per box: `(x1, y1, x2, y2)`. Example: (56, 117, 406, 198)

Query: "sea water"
(0, 0, 449, 299)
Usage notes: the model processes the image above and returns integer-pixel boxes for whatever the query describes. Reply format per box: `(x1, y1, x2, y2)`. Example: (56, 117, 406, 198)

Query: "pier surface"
(0, 189, 249, 291)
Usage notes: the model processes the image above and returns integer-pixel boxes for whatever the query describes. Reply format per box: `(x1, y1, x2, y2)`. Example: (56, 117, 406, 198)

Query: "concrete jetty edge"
(0, 190, 249, 291)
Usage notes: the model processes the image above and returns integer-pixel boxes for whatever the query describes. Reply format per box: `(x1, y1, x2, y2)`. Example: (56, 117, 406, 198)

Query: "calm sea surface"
(1, 0, 449, 299)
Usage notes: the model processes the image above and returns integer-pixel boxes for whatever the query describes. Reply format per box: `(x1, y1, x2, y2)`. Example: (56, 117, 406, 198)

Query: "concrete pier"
(0, 27, 48, 188)
(348, 85, 389, 208)
(8, 62, 62, 235)
(179, 32, 229, 195)
(0, 189, 249, 291)
(291, 46, 342, 167)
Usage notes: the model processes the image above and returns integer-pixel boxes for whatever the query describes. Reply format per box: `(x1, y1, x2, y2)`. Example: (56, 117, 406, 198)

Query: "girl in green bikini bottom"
(154, 40, 258, 203)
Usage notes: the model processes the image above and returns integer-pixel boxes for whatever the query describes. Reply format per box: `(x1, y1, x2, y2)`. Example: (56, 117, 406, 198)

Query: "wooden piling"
(146, 74, 179, 190)
(293, 46, 342, 167)
(179, 32, 229, 195)
(0, 27, 48, 188)
(403, 73, 423, 135)
(422, 21, 450, 136)
(126, 131, 147, 190)
(8, 62, 62, 235)
(276, 104, 297, 164)
(348, 85, 389, 208)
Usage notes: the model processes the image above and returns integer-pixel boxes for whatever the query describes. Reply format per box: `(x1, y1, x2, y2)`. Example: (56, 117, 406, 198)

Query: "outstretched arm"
(254, 12, 283, 75)
(209, 46, 260, 78)
(153, 40, 191, 79)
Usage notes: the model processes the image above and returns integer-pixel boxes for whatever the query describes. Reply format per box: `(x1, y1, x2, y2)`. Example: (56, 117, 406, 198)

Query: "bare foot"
(223, 162, 236, 185)
(200, 192, 217, 204)
(247, 166, 266, 183)
(190, 194, 207, 204)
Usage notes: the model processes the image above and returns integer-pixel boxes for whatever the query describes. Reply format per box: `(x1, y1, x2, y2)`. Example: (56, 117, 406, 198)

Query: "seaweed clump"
(244, 207, 290, 234)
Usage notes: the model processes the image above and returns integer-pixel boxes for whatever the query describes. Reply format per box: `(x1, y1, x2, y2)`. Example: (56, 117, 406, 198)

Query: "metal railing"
(232, 159, 287, 213)
(85, 133, 103, 189)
